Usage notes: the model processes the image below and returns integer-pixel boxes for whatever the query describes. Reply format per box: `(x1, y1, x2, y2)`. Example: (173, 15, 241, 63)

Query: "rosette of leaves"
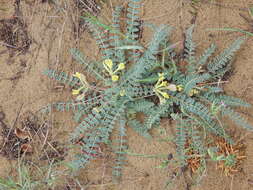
(42, 0, 252, 181)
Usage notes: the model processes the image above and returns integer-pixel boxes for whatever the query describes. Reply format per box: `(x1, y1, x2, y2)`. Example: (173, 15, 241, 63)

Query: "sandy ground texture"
(0, 0, 253, 190)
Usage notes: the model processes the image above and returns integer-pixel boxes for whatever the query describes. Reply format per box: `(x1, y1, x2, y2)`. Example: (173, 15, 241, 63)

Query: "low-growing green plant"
(42, 0, 252, 183)
(0, 159, 59, 190)
(208, 148, 236, 167)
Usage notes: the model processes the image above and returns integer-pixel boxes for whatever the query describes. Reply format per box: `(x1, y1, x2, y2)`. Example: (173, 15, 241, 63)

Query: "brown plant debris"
(0, 1, 31, 56)
(19, 111, 40, 133)
(0, 110, 42, 159)
(14, 127, 31, 140)
(40, 141, 67, 163)
(185, 140, 202, 174)
(1, 124, 31, 159)
(74, 0, 101, 35)
(214, 137, 246, 176)
(20, 143, 33, 153)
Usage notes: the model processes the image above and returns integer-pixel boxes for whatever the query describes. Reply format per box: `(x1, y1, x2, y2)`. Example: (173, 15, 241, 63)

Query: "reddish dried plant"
(213, 137, 246, 176)
(185, 140, 202, 174)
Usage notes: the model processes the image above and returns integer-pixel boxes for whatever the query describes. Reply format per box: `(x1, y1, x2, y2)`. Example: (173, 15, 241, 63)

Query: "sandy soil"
(0, 0, 253, 189)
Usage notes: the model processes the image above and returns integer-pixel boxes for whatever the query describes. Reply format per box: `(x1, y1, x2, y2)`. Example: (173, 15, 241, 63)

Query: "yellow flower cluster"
(71, 72, 90, 100)
(154, 73, 178, 104)
(189, 89, 199, 96)
(103, 59, 125, 82)
(153, 73, 185, 104)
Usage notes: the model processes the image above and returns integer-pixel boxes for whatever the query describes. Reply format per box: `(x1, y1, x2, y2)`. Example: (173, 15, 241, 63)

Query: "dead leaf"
(21, 143, 32, 153)
(14, 128, 30, 140)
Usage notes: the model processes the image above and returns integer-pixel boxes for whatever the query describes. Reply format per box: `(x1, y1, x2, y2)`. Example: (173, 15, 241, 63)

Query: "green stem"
(124, 151, 168, 159)
(81, 13, 127, 39)
(207, 27, 253, 37)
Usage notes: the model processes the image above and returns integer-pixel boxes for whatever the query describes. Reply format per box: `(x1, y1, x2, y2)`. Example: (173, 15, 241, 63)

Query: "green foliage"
(42, 1, 252, 184)
(183, 73, 210, 94)
(43, 69, 80, 88)
(207, 37, 245, 78)
(208, 147, 237, 169)
(184, 25, 196, 73)
(70, 48, 107, 81)
(112, 117, 128, 181)
(0, 161, 59, 190)
(171, 114, 188, 166)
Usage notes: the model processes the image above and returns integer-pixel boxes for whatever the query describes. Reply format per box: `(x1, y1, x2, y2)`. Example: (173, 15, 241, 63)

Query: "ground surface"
(0, 0, 253, 190)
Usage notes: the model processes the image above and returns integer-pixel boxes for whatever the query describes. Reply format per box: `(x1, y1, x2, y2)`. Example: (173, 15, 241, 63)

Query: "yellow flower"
(158, 73, 165, 81)
(103, 59, 113, 73)
(111, 75, 119, 82)
(73, 72, 82, 79)
(113, 63, 126, 73)
(160, 91, 170, 99)
(189, 89, 199, 96)
(155, 73, 167, 88)
(73, 72, 89, 87)
(72, 89, 80, 95)
(102, 59, 125, 82)
(72, 72, 90, 99)
(154, 73, 174, 104)
(176, 85, 183, 92)
(193, 89, 199, 94)
(158, 73, 165, 78)
(120, 89, 126, 96)
(103, 59, 113, 68)
(117, 63, 125, 70)
(159, 81, 168, 88)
